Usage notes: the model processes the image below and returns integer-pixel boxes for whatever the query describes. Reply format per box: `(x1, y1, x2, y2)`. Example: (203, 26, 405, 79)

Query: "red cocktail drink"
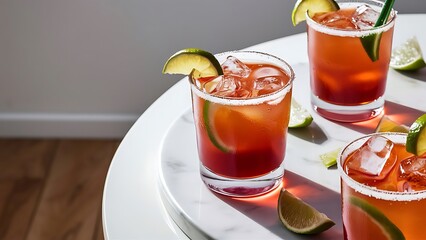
(338, 133, 426, 239)
(190, 51, 294, 197)
(307, 0, 396, 122)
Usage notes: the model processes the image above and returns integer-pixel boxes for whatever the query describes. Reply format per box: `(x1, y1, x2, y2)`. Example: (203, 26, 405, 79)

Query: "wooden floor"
(0, 139, 121, 240)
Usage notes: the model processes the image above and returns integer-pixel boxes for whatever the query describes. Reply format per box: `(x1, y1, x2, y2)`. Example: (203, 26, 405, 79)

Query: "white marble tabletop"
(103, 14, 426, 240)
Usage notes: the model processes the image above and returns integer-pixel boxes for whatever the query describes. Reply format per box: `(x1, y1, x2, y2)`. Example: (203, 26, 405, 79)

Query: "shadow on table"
(287, 99, 423, 144)
(392, 68, 426, 82)
(289, 121, 328, 144)
(216, 171, 343, 240)
(213, 102, 423, 239)
(333, 100, 424, 134)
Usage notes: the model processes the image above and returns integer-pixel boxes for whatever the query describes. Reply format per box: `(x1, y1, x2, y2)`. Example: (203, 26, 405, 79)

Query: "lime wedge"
(202, 100, 232, 153)
(375, 115, 409, 133)
(406, 114, 426, 156)
(289, 98, 313, 128)
(320, 147, 341, 168)
(164, 49, 227, 152)
(291, 0, 339, 26)
(163, 48, 223, 77)
(361, 33, 383, 62)
(390, 37, 426, 71)
(360, 0, 395, 62)
(278, 189, 335, 234)
(349, 196, 405, 240)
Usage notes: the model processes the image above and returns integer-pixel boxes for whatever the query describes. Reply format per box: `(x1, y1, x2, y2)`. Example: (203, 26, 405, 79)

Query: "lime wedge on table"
(390, 37, 426, 71)
(320, 147, 341, 168)
(406, 114, 426, 156)
(291, 0, 339, 26)
(289, 98, 313, 128)
(375, 115, 409, 133)
(278, 189, 335, 234)
(349, 196, 405, 240)
(162, 48, 223, 77)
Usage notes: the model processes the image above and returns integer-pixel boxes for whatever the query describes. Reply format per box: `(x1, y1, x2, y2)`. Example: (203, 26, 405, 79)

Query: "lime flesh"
(202, 101, 232, 153)
(349, 196, 405, 240)
(390, 37, 426, 71)
(406, 114, 426, 156)
(320, 147, 341, 168)
(163, 48, 223, 77)
(375, 115, 409, 133)
(291, 0, 339, 26)
(278, 189, 335, 234)
(289, 98, 313, 128)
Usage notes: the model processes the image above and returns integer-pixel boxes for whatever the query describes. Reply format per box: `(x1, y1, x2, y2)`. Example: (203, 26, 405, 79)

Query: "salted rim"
(306, 0, 397, 38)
(189, 50, 294, 106)
(338, 132, 426, 201)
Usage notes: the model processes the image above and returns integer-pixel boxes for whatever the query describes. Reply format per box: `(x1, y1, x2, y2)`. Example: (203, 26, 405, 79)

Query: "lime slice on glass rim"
(163, 48, 229, 152)
(291, 0, 339, 26)
(289, 98, 313, 128)
(390, 37, 426, 71)
(406, 114, 426, 156)
(278, 189, 335, 234)
(163, 48, 223, 77)
(164, 49, 313, 154)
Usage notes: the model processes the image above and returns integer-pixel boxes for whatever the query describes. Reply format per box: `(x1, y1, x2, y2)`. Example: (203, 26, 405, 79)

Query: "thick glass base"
(200, 164, 284, 198)
(311, 94, 384, 122)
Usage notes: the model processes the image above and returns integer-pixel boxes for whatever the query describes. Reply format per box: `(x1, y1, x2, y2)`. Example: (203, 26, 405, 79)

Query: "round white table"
(102, 14, 426, 239)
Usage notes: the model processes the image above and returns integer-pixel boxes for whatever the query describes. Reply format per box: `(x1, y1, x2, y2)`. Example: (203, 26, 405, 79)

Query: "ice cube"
(202, 76, 221, 93)
(233, 89, 251, 98)
(397, 180, 414, 192)
(314, 11, 356, 29)
(252, 66, 286, 96)
(345, 135, 397, 180)
(212, 75, 241, 97)
(252, 66, 285, 79)
(222, 56, 251, 78)
(254, 76, 284, 96)
(398, 156, 426, 190)
(351, 4, 379, 30)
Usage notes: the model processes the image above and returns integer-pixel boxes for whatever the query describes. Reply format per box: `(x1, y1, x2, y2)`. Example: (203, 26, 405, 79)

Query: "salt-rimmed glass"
(338, 132, 426, 239)
(189, 51, 294, 197)
(306, 0, 397, 122)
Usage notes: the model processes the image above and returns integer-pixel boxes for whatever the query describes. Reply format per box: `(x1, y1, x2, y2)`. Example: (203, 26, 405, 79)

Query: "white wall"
(0, 0, 424, 138)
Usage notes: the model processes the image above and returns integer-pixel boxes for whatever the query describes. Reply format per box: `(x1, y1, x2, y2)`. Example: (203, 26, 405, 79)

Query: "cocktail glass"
(189, 51, 294, 197)
(306, 0, 397, 122)
(338, 132, 426, 239)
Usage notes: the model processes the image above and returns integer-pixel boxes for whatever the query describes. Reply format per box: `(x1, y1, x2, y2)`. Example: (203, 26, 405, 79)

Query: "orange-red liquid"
(342, 144, 426, 239)
(308, 8, 394, 106)
(192, 63, 292, 178)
